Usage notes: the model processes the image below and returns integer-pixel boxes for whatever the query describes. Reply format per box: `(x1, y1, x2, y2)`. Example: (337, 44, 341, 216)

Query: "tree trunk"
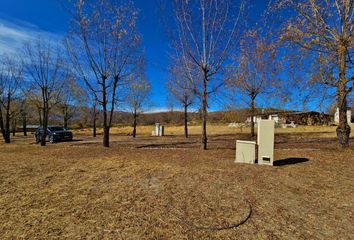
(41, 107, 48, 146)
(41, 89, 49, 146)
(93, 120, 97, 137)
(336, 45, 350, 148)
(201, 69, 208, 150)
(133, 109, 137, 138)
(0, 106, 7, 142)
(184, 104, 188, 138)
(11, 118, 17, 137)
(38, 108, 42, 126)
(103, 126, 110, 147)
(102, 76, 109, 147)
(63, 106, 68, 129)
(336, 98, 350, 148)
(4, 103, 11, 143)
(12, 119, 16, 137)
(251, 97, 255, 137)
(22, 113, 27, 136)
(93, 104, 97, 137)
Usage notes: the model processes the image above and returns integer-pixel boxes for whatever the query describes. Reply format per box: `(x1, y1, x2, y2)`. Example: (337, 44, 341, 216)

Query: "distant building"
(16, 125, 40, 133)
(246, 116, 263, 125)
(268, 114, 280, 124)
(247, 111, 332, 126)
(281, 111, 332, 126)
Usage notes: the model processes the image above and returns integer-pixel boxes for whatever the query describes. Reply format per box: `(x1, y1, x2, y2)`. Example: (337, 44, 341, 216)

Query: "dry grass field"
(0, 125, 353, 239)
(76, 124, 343, 137)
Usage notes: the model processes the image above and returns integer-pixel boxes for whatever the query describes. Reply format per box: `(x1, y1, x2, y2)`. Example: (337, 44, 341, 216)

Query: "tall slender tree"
(0, 57, 22, 143)
(26, 92, 43, 126)
(24, 39, 65, 146)
(57, 73, 87, 129)
(167, 60, 195, 138)
(67, 0, 141, 147)
(90, 96, 98, 137)
(228, 30, 279, 137)
(171, 0, 246, 149)
(19, 99, 27, 136)
(274, 0, 354, 148)
(126, 75, 150, 138)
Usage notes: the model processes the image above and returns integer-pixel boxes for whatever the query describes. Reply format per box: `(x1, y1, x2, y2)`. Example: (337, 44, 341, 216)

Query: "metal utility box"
(235, 140, 256, 164)
(257, 120, 275, 166)
(155, 123, 161, 136)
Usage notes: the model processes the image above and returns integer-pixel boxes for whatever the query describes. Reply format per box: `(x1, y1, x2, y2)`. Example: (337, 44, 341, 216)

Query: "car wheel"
(35, 135, 41, 143)
(49, 136, 55, 143)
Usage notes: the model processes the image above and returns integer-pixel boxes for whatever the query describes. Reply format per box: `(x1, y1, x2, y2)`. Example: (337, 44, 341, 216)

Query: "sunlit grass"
(73, 124, 353, 138)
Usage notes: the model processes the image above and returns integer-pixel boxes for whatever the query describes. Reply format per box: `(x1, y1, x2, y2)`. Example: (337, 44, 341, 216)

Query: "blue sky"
(0, 0, 341, 112)
(0, 0, 288, 112)
(0, 0, 171, 111)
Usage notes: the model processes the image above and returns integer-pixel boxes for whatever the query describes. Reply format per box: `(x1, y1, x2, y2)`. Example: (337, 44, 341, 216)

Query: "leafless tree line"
(0, 0, 352, 149)
(275, 0, 353, 148)
(0, 0, 150, 147)
(66, 0, 147, 147)
(167, 0, 353, 149)
(168, 0, 247, 149)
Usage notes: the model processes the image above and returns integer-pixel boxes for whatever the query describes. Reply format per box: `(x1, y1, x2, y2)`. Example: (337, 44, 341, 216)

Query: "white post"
(155, 123, 160, 136)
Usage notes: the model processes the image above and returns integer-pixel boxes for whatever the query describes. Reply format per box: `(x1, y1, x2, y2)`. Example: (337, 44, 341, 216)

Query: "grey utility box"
(257, 120, 275, 166)
(235, 140, 256, 164)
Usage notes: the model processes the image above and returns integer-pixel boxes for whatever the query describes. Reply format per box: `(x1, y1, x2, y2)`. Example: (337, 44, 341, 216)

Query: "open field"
(0, 126, 354, 239)
(76, 124, 351, 137)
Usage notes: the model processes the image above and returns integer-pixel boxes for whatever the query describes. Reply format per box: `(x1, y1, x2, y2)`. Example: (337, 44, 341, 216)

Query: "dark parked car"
(35, 126, 73, 143)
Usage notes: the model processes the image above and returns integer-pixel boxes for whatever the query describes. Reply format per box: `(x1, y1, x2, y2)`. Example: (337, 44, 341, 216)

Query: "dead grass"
(0, 127, 353, 239)
(75, 124, 354, 138)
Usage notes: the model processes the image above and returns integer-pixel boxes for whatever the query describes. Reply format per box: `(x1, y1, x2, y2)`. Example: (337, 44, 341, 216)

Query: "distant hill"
(17, 101, 319, 128)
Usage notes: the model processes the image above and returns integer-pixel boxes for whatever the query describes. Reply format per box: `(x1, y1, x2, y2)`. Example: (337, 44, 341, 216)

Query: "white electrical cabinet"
(257, 120, 275, 166)
(235, 140, 256, 164)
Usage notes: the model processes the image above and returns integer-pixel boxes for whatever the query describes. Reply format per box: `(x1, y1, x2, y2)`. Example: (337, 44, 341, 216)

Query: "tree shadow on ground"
(273, 158, 309, 166)
(136, 141, 198, 149)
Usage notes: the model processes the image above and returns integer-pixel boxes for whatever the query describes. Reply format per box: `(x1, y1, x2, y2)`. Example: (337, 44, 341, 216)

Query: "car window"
(48, 127, 65, 132)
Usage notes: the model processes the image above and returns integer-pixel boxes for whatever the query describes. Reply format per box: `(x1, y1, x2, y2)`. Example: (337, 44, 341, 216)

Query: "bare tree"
(171, 0, 246, 149)
(167, 61, 195, 138)
(57, 86, 75, 129)
(19, 99, 28, 136)
(126, 75, 150, 138)
(26, 92, 44, 126)
(57, 73, 87, 129)
(274, 0, 354, 148)
(67, 0, 141, 147)
(228, 30, 279, 137)
(11, 113, 18, 137)
(0, 57, 22, 143)
(89, 96, 98, 137)
(24, 39, 65, 146)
